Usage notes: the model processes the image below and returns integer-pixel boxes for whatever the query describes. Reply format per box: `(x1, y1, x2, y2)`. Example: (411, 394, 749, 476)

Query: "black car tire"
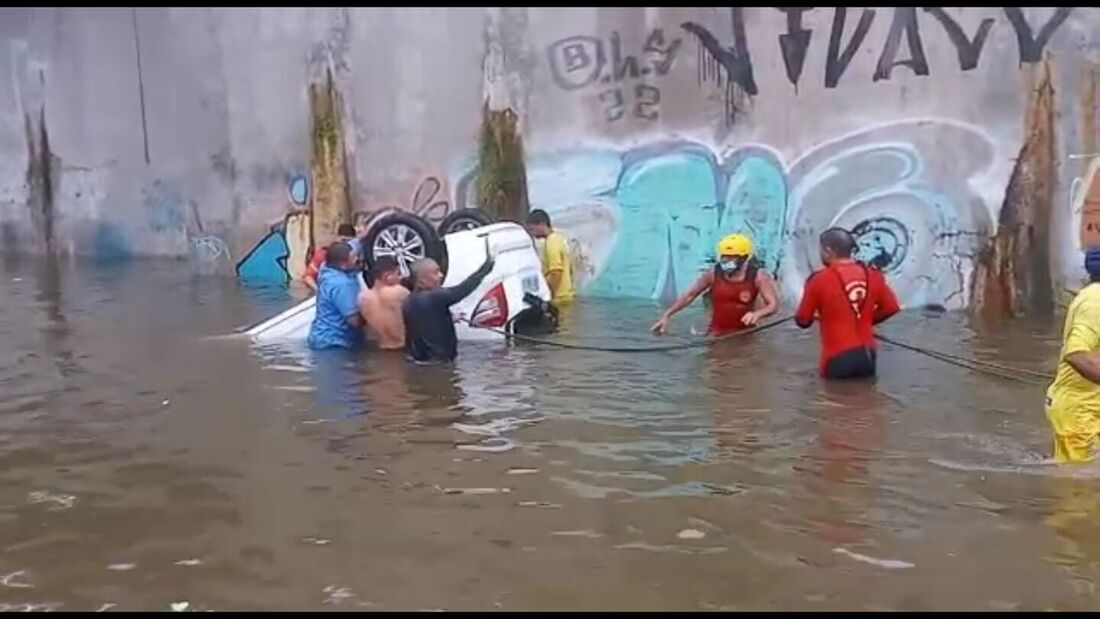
(362, 212, 443, 277)
(437, 208, 494, 236)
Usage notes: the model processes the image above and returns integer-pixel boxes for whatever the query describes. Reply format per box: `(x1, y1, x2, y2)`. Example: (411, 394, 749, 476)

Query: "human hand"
(650, 317, 669, 335)
(741, 311, 759, 327)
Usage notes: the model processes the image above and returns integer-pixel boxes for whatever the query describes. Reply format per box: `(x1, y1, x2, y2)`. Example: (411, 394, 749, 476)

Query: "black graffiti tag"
(548, 36, 604, 91)
(923, 8, 994, 72)
(683, 6, 1072, 98)
(853, 217, 910, 274)
(548, 28, 681, 123)
(874, 7, 929, 82)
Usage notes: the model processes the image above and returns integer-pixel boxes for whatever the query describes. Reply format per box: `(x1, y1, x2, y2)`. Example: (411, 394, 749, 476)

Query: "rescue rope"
(470, 316, 794, 353)
(874, 333, 1051, 385)
(473, 311, 1052, 384)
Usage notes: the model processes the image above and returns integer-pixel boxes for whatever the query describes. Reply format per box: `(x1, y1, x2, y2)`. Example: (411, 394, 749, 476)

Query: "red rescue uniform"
(795, 261, 901, 378)
(709, 264, 759, 335)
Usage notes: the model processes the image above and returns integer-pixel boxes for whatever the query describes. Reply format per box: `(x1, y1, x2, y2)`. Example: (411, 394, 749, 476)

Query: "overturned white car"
(243, 210, 558, 344)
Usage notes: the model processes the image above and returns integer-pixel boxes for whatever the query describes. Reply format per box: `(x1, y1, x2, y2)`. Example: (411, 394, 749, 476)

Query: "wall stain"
(972, 56, 1056, 317)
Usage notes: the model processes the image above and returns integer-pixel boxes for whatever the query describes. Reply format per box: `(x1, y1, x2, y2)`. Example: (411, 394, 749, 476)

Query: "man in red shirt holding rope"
(795, 227, 901, 380)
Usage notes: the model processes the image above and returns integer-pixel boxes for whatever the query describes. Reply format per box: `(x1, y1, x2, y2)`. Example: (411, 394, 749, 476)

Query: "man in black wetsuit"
(402, 249, 495, 363)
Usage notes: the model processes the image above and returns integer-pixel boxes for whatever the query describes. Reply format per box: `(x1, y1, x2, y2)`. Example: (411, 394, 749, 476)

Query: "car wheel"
(363, 212, 443, 277)
(437, 208, 494, 236)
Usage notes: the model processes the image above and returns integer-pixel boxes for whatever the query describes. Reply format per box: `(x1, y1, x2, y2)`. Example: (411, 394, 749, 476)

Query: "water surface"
(0, 256, 1091, 611)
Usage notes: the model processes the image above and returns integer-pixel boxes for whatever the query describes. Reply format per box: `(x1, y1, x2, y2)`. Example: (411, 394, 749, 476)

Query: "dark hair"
(527, 209, 551, 227)
(819, 227, 856, 258)
(326, 241, 353, 267)
(337, 223, 356, 238)
(371, 255, 399, 279)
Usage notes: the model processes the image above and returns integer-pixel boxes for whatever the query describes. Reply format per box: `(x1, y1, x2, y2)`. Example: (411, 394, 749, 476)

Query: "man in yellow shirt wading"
(1047, 248, 1100, 463)
(526, 209, 575, 305)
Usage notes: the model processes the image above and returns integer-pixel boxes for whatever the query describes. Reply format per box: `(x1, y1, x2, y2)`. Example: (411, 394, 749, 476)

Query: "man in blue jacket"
(307, 242, 364, 350)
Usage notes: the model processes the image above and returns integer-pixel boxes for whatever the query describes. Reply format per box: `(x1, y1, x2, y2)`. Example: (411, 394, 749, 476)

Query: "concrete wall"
(0, 7, 1096, 308)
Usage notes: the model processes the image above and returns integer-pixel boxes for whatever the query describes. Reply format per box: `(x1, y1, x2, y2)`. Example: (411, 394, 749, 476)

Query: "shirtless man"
(358, 256, 408, 350)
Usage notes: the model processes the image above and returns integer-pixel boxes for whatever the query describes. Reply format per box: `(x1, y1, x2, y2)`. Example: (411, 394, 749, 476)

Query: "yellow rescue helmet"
(716, 233, 753, 257)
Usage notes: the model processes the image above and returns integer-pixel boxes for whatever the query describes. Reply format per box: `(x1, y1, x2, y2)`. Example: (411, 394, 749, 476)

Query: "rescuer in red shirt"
(794, 227, 901, 379)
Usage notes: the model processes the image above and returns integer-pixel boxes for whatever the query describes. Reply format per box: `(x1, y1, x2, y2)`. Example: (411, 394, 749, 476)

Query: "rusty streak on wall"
(24, 107, 56, 255)
(308, 68, 351, 246)
(972, 56, 1056, 317)
(1079, 66, 1100, 252)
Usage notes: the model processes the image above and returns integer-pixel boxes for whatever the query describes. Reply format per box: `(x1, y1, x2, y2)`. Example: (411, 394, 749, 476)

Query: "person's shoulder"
(1079, 283, 1100, 302)
(867, 265, 890, 284)
(1073, 284, 1100, 316)
(381, 284, 409, 301)
(803, 268, 825, 287)
(548, 231, 568, 247)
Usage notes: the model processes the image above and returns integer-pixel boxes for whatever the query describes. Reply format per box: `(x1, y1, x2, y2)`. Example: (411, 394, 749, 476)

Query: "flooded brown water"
(0, 255, 1096, 611)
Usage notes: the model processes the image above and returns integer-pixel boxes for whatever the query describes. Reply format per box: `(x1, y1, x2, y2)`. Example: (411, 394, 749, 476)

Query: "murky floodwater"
(1, 255, 1097, 611)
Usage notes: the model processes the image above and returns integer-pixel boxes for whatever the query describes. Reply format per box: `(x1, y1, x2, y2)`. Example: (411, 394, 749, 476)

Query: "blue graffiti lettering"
(235, 229, 290, 284)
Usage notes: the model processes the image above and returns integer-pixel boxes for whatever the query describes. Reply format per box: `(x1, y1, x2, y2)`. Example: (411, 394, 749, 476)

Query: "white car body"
(243, 222, 551, 344)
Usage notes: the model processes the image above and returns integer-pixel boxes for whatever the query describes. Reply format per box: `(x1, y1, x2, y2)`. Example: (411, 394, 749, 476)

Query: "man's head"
(325, 241, 356, 271)
(526, 209, 553, 239)
(336, 223, 356, 240)
(819, 227, 857, 266)
(1086, 247, 1100, 283)
(371, 256, 402, 288)
(715, 233, 753, 275)
(410, 258, 444, 290)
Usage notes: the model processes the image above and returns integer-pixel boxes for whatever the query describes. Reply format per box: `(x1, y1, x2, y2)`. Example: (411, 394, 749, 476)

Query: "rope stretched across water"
(474, 312, 1051, 385)
(874, 333, 1051, 385)
(470, 315, 794, 353)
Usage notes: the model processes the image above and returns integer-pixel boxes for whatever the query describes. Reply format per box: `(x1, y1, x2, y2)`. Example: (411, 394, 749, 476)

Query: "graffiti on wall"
(236, 215, 292, 283)
(288, 173, 309, 207)
(236, 173, 311, 284)
(547, 28, 682, 124)
(1071, 157, 1100, 250)
(352, 176, 452, 230)
(492, 120, 995, 309)
(682, 7, 1072, 120)
(142, 178, 231, 268)
(235, 174, 455, 285)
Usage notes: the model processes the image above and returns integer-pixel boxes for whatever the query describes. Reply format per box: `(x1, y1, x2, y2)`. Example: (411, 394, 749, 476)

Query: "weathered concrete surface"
(0, 8, 1097, 309)
(972, 58, 1057, 317)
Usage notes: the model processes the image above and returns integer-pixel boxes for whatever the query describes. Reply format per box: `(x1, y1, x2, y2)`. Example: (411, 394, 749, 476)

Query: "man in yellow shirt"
(1046, 248, 1100, 463)
(526, 209, 575, 304)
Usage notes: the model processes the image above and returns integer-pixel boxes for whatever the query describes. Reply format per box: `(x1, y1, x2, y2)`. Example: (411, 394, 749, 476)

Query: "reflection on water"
(0, 257, 1098, 610)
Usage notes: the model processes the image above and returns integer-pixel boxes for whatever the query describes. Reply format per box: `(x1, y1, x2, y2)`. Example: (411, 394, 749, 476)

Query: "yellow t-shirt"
(541, 231, 575, 304)
(1047, 283, 1100, 439)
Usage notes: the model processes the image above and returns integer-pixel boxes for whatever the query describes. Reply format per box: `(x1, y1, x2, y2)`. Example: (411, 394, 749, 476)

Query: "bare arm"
(1067, 351, 1100, 384)
(794, 275, 818, 329)
(651, 272, 712, 334)
(743, 270, 779, 325)
(873, 274, 902, 325)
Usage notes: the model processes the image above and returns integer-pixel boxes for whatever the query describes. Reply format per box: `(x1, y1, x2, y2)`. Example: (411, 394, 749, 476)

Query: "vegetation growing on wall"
(308, 68, 351, 245)
(475, 105, 529, 223)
